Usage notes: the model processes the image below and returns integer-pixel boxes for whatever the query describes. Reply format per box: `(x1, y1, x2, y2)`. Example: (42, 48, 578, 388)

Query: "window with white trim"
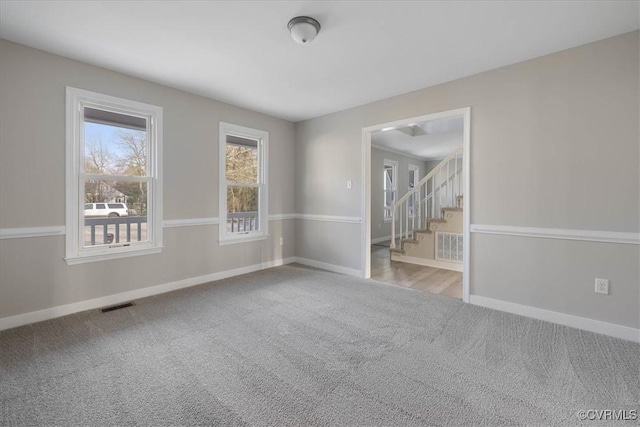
(65, 87, 163, 264)
(219, 122, 268, 244)
(383, 159, 397, 221)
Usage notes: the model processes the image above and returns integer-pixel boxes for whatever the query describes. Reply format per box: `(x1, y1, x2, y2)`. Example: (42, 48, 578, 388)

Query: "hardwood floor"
(370, 244, 462, 299)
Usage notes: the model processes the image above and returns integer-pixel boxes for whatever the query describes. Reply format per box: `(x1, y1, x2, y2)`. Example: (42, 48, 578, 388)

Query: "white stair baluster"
(390, 202, 396, 249)
(454, 154, 458, 201)
(446, 160, 450, 207)
(405, 198, 409, 242)
(399, 204, 403, 244)
(411, 191, 415, 232)
(431, 177, 435, 220)
(417, 190, 422, 231)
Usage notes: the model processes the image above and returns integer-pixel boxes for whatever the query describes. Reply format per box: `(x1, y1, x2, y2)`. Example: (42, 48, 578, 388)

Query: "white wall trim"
(218, 234, 268, 246)
(0, 257, 296, 331)
(0, 226, 66, 239)
(470, 295, 640, 343)
(390, 255, 463, 272)
(7, 223, 631, 243)
(268, 213, 297, 221)
(371, 235, 392, 244)
(1, 214, 351, 239)
(163, 217, 219, 228)
(471, 224, 640, 245)
(293, 257, 362, 277)
(65, 246, 163, 265)
(164, 214, 297, 227)
(296, 214, 362, 224)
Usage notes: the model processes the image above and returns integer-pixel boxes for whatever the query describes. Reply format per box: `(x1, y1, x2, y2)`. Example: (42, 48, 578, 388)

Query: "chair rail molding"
(470, 224, 640, 245)
(295, 214, 362, 223)
(0, 226, 66, 239)
(163, 218, 219, 228)
(1, 213, 357, 239)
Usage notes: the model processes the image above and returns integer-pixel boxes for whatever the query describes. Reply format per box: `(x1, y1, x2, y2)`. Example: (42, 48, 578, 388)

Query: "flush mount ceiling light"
(288, 16, 321, 44)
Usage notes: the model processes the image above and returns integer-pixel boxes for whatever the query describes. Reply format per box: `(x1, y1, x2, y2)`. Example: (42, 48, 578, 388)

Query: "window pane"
(84, 179, 147, 214)
(384, 166, 393, 191)
(82, 215, 149, 247)
(226, 143, 258, 184)
(226, 186, 259, 233)
(83, 180, 148, 247)
(384, 190, 394, 208)
(227, 185, 258, 213)
(83, 108, 147, 177)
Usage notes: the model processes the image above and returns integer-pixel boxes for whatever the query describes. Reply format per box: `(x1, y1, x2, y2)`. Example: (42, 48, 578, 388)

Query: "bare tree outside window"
(83, 128, 148, 215)
(84, 136, 115, 202)
(226, 144, 258, 213)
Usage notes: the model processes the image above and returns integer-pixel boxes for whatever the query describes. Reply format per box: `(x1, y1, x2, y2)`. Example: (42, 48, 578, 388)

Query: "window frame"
(218, 122, 269, 245)
(65, 87, 163, 265)
(383, 159, 398, 222)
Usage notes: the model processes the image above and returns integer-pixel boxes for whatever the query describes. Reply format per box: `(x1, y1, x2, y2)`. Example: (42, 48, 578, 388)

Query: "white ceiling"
(1, 1, 638, 122)
(372, 117, 463, 161)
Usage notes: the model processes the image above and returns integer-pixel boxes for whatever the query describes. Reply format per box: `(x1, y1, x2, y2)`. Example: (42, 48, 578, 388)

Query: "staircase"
(390, 146, 463, 272)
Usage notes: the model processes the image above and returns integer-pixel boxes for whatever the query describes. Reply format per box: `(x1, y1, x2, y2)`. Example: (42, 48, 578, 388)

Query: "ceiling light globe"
(288, 16, 321, 44)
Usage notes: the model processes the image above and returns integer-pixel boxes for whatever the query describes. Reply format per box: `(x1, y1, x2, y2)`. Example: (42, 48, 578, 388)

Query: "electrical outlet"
(595, 278, 609, 295)
(347, 179, 352, 189)
(279, 237, 284, 246)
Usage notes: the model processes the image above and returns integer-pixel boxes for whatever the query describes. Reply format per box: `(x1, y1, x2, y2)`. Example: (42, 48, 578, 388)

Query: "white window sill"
(65, 246, 163, 265)
(218, 234, 268, 246)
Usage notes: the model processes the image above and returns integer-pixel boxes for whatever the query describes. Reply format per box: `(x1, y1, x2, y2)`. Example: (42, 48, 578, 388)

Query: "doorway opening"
(361, 107, 471, 302)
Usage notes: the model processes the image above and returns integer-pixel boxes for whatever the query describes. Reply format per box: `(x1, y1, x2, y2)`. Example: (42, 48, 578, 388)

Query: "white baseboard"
(390, 255, 463, 272)
(293, 257, 362, 277)
(0, 257, 296, 331)
(469, 295, 640, 343)
(371, 235, 392, 244)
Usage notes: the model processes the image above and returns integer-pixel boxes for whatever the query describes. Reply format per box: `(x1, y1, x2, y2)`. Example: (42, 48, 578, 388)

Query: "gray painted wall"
(0, 40, 296, 318)
(370, 147, 437, 241)
(295, 31, 639, 329)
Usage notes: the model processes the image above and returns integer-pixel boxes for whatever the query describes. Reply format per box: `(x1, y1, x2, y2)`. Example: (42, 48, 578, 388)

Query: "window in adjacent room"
(383, 159, 397, 221)
(219, 122, 268, 244)
(65, 87, 163, 264)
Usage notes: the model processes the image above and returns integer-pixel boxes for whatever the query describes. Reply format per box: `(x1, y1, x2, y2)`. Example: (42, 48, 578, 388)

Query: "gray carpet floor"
(1, 264, 638, 426)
